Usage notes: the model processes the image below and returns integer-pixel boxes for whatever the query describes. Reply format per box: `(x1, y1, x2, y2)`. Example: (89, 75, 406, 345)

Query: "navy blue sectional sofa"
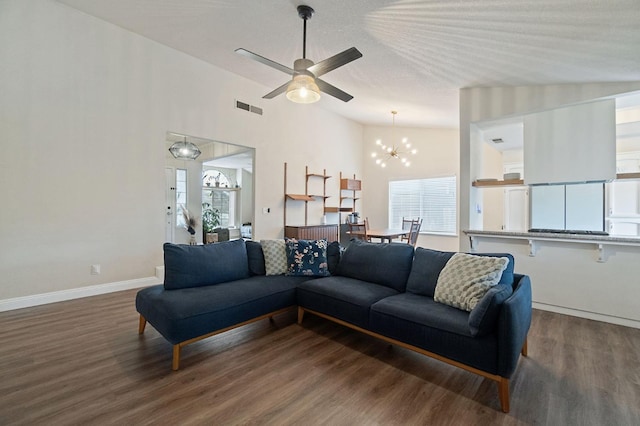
(136, 238, 531, 412)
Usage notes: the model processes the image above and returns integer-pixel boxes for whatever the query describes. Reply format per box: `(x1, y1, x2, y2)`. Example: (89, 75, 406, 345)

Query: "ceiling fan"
(235, 5, 362, 104)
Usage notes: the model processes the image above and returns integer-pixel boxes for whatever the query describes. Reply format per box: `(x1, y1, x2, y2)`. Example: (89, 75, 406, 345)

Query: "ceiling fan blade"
(316, 78, 354, 102)
(263, 81, 289, 99)
(235, 48, 294, 75)
(307, 47, 362, 77)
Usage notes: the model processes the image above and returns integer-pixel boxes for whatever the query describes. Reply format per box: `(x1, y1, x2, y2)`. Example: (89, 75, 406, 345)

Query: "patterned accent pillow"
(285, 239, 330, 277)
(434, 253, 509, 312)
(260, 239, 287, 276)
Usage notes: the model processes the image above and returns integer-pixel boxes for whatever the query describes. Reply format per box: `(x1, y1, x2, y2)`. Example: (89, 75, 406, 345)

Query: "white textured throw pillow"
(434, 253, 509, 312)
(260, 239, 288, 276)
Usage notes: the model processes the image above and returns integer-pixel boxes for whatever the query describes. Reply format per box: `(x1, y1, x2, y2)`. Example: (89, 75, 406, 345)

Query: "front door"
(165, 167, 175, 242)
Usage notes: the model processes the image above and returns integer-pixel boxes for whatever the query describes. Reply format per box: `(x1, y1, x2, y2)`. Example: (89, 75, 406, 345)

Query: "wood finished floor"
(1, 289, 639, 426)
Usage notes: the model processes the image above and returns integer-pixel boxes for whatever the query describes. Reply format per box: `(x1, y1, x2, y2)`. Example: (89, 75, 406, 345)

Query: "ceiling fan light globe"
(286, 74, 320, 103)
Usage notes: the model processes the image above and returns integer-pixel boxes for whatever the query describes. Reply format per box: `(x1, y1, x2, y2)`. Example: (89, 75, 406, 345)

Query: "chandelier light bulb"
(402, 137, 408, 143)
(405, 162, 410, 167)
(412, 149, 417, 154)
(381, 162, 386, 168)
(376, 159, 382, 164)
(376, 139, 382, 145)
(371, 152, 377, 157)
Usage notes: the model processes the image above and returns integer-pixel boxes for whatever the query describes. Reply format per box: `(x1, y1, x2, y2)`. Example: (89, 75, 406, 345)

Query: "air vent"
(235, 100, 263, 116)
(491, 138, 504, 144)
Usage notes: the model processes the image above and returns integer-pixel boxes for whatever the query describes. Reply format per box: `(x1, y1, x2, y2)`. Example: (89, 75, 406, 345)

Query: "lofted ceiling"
(55, 0, 640, 128)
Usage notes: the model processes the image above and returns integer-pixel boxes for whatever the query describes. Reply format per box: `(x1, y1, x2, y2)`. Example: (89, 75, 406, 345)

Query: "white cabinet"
(606, 180, 640, 236)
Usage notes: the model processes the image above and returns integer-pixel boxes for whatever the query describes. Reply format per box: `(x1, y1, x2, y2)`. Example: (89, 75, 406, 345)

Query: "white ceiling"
(56, 0, 640, 128)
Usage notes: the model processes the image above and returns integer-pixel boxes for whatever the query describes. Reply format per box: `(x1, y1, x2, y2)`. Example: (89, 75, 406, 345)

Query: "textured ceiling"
(55, 0, 640, 128)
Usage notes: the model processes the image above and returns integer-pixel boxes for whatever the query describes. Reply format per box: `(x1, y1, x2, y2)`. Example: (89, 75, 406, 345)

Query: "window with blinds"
(388, 176, 457, 235)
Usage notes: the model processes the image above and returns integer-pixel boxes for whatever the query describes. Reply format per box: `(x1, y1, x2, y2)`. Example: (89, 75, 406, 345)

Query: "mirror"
(165, 132, 255, 244)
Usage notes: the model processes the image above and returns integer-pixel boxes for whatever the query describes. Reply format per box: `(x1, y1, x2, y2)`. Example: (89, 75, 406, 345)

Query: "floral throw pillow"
(285, 239, 330, 277)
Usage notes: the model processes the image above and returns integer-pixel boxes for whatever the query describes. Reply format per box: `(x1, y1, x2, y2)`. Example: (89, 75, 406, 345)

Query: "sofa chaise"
(136, 238, 531, 412)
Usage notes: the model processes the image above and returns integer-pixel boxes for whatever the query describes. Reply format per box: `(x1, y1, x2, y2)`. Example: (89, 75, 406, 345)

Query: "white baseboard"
(0, 276, 161, 312)
(533, 302, 640, 329)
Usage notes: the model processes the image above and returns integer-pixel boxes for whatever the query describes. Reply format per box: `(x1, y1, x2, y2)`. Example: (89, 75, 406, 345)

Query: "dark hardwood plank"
(1, 289, 639, 425)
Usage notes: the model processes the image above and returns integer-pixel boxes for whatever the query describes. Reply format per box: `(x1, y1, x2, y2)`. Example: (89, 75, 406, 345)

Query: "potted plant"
(181, 206, 199, 245)
(202, 202, 221, 243)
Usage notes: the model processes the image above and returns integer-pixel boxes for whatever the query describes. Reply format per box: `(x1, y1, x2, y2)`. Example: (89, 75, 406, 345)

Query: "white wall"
(0, 0, 362, 301)
(362, 125, 459, 251)
(459, 82, 640, 326)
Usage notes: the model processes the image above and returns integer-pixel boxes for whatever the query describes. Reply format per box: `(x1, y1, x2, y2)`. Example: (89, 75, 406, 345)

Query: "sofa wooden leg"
(297, 307, 305, 325)
(268, 316, 275, 323)
(138, 315, 147, 334)
(172, 345, 181, 371)
(521, 338, 528, 357)
(498, 377, 510, 413)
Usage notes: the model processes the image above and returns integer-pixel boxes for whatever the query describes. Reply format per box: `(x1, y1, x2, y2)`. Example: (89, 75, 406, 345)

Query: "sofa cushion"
(335, 239, 415, 292)
(327, 241, 342, 276)
(371, 293, 471, 336)
(369, 293, 499, 375)
(406, 248, 455, 297)
(137, 276, 306, 344)
(285, 239, 330, 277)
(406, 249, 515, 297)
(434, 253, 509, 312)
(260, 239, 287, 276)
(478, 252, 515, 287)
(297, 276, 399, 329)
(163, 240, 250, 290)
(468, 284, 513, 337)
(245, 240, 266, 276)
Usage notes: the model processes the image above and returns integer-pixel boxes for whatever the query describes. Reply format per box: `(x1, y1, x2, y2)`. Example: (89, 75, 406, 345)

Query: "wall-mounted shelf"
(324, 207, 353, 213)
(307, 173, 331, 179)
(617, 172, 640, 180)
(284, 163, 337, 241)
(472, 179, 524, 187)
(286, 194, 314, 201)
(464, 229, 640, 263)
(473, 173, 640, 188)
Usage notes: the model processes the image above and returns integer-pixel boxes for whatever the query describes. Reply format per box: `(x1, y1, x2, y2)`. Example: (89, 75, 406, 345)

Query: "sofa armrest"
(497, 273, 532, 377)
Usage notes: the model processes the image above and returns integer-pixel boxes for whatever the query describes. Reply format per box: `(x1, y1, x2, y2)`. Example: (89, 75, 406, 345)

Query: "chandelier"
(169, 136, 201, 160)
(371, 111, 416, 168)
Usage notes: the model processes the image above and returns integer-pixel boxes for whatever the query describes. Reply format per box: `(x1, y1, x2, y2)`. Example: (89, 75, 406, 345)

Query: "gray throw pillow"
(260, 239, 287, 276)
(434, 253, 509, 312)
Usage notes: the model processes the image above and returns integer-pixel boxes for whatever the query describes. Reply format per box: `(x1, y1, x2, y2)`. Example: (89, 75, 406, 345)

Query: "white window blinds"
(388, 176, 457, 235)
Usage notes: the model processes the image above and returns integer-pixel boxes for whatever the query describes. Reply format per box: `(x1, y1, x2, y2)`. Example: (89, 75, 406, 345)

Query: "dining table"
(366, 228, 408, 243)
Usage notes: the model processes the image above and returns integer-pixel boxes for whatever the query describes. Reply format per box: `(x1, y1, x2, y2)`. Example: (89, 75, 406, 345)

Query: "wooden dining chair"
(348, 222, 370, 242)
(407, 218, 423, 247)
(401, 217, 417, 243)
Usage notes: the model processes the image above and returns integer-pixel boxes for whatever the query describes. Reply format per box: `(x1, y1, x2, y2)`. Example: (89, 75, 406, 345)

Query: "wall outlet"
(262, 207, 270, 214)
(91, 264, 101, 275)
